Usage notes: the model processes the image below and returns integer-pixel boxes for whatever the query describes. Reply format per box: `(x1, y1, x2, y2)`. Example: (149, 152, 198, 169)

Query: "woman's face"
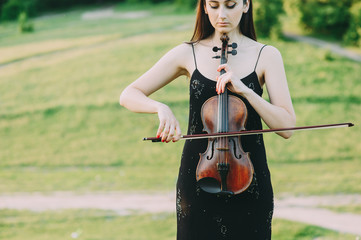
(204, 0, 249, 34)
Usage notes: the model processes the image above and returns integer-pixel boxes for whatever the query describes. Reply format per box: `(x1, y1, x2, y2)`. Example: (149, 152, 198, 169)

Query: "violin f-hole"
(206, 139, 217, 160)
(229, 138, 242, 159)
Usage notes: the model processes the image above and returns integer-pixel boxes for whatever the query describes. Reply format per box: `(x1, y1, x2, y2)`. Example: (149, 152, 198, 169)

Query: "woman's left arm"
(243, 46, 296, 139)
(216, 46, 296, 138)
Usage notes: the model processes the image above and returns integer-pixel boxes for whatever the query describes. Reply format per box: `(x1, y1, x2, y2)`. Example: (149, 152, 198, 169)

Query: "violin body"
(195, 34, 254, 195)
(196, 95, 254, 195)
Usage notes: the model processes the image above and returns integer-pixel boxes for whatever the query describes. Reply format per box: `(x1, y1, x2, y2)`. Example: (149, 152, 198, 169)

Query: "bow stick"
(143, 122, 354, 142)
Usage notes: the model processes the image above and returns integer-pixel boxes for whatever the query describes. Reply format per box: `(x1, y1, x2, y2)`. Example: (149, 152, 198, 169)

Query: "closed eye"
(226, 1, 237, 8)
(209, 2, 219, 9)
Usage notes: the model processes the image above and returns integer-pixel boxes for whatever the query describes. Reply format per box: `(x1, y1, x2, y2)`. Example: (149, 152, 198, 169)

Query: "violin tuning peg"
(212, 55, 221, 59)
(228, 43, 237, 49)
(212, 46, 221, 52)
(227, 50, 237, 56)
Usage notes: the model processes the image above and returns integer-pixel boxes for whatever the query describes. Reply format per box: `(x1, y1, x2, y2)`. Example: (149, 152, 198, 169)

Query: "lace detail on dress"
(246, 173, 260, 199)
(248, 82, 255, 91)
(213, 215, 228, 239)
(176, 188, 190, 221)
(189, 112, 197, 135)
(191, 79, 205, 99)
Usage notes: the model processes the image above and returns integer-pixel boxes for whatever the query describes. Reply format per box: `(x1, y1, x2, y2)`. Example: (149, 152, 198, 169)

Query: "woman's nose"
(219, 6, 227, 19)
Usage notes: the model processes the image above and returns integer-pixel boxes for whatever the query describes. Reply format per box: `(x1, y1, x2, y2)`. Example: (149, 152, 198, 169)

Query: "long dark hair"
(190, 0, 257, 42)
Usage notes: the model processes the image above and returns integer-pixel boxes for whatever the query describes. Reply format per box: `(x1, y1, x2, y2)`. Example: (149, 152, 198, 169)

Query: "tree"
(254, 0, 284, 38)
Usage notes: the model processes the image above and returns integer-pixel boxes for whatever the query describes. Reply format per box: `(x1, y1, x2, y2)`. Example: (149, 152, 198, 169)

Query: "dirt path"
(81, 7, 151, 20)
(1, 192, 361, 236)
(284, 32, 361, 62)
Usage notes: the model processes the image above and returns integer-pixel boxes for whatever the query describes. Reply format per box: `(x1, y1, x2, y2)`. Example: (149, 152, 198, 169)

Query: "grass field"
(0, 2, 360, 239)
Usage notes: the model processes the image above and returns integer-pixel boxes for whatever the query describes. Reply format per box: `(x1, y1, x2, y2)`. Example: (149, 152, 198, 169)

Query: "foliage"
(18, 11, 34, 33)
(0, 0, 37, 20)
(254, 0, 284, 38)
(175, 0, 196, 10)
(127, 0, 171, 3)
(298, 0, 353, 38)
(343, 2, 361, 46)
(0, 0, 122, 21)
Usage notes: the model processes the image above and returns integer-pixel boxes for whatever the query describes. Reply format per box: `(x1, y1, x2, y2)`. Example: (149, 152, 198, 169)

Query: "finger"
(173, 123, 182, 142)
(161, 121, 171, 142)
(217, 64, 228, 72)
(216, 76, 220, 94)
(166, 123, 176, 143)
(216, 75, 226, 94)
(222, 74, 230, 93)
(217, 75, 228, 94)
(157, 120, 165, 138)
(221, 80, 227, 93)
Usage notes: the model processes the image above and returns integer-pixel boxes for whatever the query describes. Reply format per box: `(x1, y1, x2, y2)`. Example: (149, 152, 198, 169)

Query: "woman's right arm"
(119, 43, 191, 142)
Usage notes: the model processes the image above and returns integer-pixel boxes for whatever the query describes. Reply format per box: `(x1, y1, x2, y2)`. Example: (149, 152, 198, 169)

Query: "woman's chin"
(215, 26, 236, 35)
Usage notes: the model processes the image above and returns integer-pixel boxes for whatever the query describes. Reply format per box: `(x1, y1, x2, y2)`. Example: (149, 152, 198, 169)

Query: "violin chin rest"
(197, 177, 221, 194)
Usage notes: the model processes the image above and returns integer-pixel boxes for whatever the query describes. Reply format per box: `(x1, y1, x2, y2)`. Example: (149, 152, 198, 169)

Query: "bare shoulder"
(243, 38, 283, 61)
(253, 43, 286, 85)
(168, 42, 192, 55)
(261, 45, 284, 63)
(256, 44, 285, 71)
(166, 43, 193, 61)
(162, 43, 194, 76)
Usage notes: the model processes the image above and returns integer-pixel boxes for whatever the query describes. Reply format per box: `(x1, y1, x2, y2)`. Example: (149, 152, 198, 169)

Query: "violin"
(194, 34, 253, 196)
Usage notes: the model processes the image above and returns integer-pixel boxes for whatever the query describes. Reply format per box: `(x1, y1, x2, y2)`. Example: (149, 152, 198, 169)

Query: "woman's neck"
(212, 30, 243, 46)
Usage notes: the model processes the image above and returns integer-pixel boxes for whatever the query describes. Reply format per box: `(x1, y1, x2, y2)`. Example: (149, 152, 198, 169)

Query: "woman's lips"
(217, 22, 229, 27)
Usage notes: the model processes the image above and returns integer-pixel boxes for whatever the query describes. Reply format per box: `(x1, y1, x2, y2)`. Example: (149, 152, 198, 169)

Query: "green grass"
(0, 1, 360, 195)
(0, 210, 357, 240)
(0, 210, 176, 240)
(323, 205, 361, 215)
(1, 29, 359, 194)
(0, 2, 360, 195)
(272, 218, 357, 240)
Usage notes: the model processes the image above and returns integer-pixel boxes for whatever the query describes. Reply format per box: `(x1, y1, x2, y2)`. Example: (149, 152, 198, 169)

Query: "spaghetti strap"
(254, 45, 267, 71)
(191, 44, 198, 69)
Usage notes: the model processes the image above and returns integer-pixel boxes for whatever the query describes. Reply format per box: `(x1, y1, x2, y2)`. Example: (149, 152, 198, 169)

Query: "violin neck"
(217, 34, 230, 133)
(218, 89, 229, 133)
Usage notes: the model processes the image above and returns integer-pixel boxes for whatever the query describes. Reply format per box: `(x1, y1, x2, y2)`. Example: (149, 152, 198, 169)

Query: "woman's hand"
(216, 64, 252, 96)
(156, 104, 182, 143)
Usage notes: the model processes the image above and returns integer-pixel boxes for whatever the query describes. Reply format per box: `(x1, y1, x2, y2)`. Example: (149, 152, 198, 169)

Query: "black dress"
(176, 44, 274, 240)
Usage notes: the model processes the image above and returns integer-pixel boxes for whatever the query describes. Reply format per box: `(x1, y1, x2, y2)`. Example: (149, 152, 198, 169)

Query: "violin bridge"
(216, 147, 230, 151)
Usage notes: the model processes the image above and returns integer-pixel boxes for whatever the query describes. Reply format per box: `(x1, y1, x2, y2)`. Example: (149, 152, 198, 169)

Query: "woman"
(120, 0, 296, 239)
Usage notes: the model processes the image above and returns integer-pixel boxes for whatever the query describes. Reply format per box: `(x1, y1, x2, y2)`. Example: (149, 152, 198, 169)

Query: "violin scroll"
(212, 37, 238, 59)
